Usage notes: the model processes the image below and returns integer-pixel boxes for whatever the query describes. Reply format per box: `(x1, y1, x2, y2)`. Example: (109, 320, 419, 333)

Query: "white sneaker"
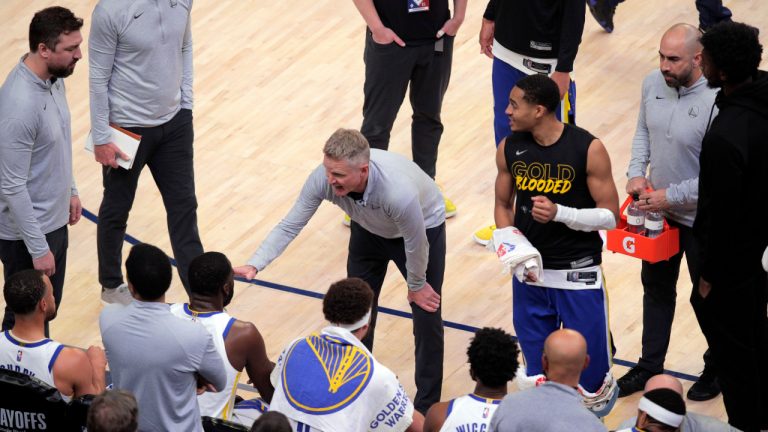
(101, 283, 133, 305)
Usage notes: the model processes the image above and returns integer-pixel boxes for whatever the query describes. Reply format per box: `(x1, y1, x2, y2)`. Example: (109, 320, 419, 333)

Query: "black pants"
(695, 0, 732, 30)
(97, 109, 203, 292)
(637, 222, 711, 373)
(0, 225, 68, 336)
(691, 272, 768, 431)
(347, 221, 445, 414)
(360, 32, 453, 179)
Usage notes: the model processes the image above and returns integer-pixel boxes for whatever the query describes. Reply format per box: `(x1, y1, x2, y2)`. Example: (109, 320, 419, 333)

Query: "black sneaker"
(587, 0, 617, 33)
(687, 370, 721, 401)
(617, 366, 655, 397)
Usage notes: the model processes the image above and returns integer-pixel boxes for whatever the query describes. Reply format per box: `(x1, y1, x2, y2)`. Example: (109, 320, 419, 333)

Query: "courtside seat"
(0, 368, 70, 431)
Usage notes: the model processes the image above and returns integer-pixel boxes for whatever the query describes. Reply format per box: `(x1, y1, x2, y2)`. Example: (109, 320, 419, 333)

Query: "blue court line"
(81, 208, 699, 382)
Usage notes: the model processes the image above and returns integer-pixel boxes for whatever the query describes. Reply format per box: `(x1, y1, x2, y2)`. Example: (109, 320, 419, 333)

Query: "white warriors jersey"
(0, 330, 69, 401)
(170, 303, 241, 420)
(439, 394, 502, 432)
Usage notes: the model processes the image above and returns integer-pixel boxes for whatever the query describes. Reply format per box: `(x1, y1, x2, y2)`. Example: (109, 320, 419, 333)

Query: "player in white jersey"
(171, 252, 274, 427)
(424, 328, 519, 432)
(0, 269, 106, 400)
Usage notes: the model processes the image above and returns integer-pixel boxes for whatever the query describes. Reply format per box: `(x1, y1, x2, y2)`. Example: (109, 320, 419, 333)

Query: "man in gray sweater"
(618, 24, 719, 400)
(489, 329, 607, 432)
(235, 128, 445, 414)
(89, 0, 203, 303)
(0, 7, 83, 334)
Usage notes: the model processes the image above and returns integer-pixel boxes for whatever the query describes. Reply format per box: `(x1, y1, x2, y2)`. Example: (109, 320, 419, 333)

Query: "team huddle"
(0, 0, 767, 431)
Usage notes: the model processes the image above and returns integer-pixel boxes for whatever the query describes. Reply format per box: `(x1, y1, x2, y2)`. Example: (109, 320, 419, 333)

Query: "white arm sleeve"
(553, 204, 616, 232)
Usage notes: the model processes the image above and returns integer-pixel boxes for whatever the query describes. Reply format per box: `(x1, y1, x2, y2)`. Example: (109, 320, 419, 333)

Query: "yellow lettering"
(536, 179, 546, 192)
(544, 179, 556, 193)
(560, 180, 572, 193)
(552, 180, 562, 194)
(527, 178, 538, 190)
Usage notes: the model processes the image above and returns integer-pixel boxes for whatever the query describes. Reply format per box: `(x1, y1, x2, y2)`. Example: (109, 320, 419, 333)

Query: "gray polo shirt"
(89, 0, 193, 144)
(627, 71, 718, 227)
(489, 382, 607, 432)
(247, 149, 445, 291)
(100, 301, 227, 432)
(0, 57, 77, 258)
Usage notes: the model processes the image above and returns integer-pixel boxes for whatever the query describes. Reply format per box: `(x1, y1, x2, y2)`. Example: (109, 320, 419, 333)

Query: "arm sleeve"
(666, 177, 698, 206)
(389, 194, 429, 291)
(180, 10, 193, 110)
(555, 0, 585, 72)
(88, 5, 118, 146)
(196, 332, 228, 391)
(247, 168, 325, 271)
(627, 80, 651, 179)
(483, 0, 497, 20)
(0, 119, 49, 258)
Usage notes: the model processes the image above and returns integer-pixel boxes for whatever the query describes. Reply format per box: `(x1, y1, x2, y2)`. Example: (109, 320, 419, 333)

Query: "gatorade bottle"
(645, 210, 664, 238)
(627, 194, 645, 234)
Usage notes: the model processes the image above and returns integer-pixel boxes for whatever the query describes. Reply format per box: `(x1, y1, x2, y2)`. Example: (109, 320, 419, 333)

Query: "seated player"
(171, 251, 274, 427)
(616, 388, 686, 432)
(0, 269, 106, 400)
(424, 327, 519, 432)
(268, 277, 423, 432)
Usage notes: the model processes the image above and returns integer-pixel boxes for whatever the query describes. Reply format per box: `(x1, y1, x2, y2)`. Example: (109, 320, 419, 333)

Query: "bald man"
(617, 374, 738, 432)
(619, 24, 719, 400)
(489, 329, 606, 431)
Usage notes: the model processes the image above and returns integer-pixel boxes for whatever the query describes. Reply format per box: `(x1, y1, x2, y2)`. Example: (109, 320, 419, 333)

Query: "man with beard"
(618, 24, 719, 400)
(0, 269, 107, 400)
(695, 21, 768, 431)
(170, 252, 274, 428)
(0, 6, 83, 335)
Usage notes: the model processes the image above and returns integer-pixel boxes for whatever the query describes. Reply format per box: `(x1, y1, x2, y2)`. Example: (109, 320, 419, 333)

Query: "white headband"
(333, 309, 371, 332)
(639, 396, 684, 427)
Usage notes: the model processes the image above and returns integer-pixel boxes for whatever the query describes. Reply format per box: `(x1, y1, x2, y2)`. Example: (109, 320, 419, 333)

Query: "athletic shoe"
(472, 224, 496, 246)
(101, 283, 133, 305)
(342, 214, 351, 227)
(579, 373, 619, 418)
(617, 366, 655, 397)
(687, 369, 721, 401)
(587, 0, 617, 33)
(444, 195, 457, 218)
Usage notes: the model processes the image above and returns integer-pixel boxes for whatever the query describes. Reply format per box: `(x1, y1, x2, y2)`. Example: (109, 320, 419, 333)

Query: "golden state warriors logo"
(282, 334, 373, 414)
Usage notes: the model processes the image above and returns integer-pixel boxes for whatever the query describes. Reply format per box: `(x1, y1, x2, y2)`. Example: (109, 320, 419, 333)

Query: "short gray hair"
(323, 129, 370, 166)
(87, 390, 138, 432)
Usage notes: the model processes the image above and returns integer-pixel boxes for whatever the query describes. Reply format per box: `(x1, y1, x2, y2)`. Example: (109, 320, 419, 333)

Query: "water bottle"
(645, 210, 664, 238)
(626, 194, 645, 234)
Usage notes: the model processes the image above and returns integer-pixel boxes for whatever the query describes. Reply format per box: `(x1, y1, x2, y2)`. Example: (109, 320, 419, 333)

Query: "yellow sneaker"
(444, 195, 457, 218)
(342, 214, 351, 227)
(472, 224, 496, 246)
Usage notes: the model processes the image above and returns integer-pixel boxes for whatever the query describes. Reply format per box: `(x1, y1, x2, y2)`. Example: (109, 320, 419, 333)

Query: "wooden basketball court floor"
(1, 0, 766, 428)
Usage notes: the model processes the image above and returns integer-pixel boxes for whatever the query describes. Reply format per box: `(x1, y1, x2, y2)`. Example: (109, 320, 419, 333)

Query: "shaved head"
(542, 329, 589, 386)
(659, 23, 704, 88)
(645, 374, 684, 395)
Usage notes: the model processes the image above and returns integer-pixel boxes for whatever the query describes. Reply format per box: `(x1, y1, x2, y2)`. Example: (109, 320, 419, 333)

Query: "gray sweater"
(0, 57, 77, 257)
(627, 70, 718, 227)
(247, 149, 445, 291)
(89, 0, 193, 145)
(100, 301, 227, 432)
(489, 382, 607, 431)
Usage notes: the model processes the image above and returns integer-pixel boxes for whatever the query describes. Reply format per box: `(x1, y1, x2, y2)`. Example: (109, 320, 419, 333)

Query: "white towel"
(488, 226, 543, 282)
(269, 326, 414, 432)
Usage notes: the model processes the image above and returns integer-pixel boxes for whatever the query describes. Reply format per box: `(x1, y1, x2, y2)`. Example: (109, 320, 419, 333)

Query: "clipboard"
(85, 124, 141, 170)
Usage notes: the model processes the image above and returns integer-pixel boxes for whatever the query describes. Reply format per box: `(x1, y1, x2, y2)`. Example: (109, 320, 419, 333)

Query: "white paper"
(84, 125, 141, 170)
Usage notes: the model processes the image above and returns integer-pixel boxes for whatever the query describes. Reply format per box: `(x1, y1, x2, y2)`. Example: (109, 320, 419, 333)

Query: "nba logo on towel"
(408, 0, 429, 13)
(16, 350, 22, 362)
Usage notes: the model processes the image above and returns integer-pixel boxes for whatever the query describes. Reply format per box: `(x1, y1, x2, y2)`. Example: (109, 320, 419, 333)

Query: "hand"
(371, 26, 405, 47)
(479, 19, 495, 58)
(69, 196, 82, 226)
(234, 265, 258, 280)
(33, 251, 55, 277)
(94, 142, 130, 169)
(195, 373, 217, 395)
(531, 196, 558, 223)
(550, 71, 571, 100)
(86, 346, 108, 370)
(698, 277, 712, 299)
(437, 16, 463, 38)
(638, 189, 670, 211)
(407, 282, 441, 312)
(625, 177, 648, 195)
